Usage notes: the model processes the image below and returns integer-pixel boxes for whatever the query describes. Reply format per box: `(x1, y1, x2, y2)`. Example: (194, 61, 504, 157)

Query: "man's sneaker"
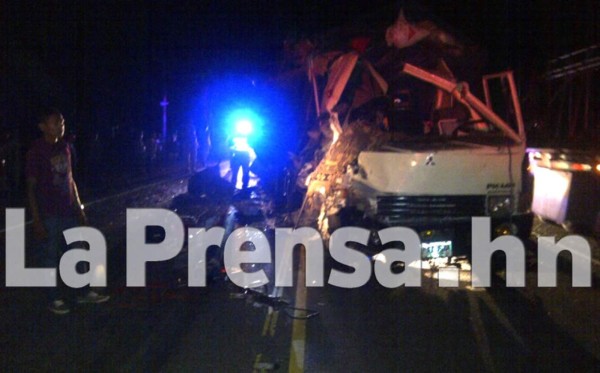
(77, 291, 110, 304)
(49, 300, 70, 315)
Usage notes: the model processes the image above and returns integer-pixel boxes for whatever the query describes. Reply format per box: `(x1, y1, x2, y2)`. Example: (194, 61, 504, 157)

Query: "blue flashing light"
(226, 108, 263, 139)
(235, 118, 253, 136)
(194, 73, 299, 168)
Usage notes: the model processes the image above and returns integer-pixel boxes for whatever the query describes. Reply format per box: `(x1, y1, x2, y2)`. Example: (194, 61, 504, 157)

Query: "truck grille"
(376, 195, 486, 221)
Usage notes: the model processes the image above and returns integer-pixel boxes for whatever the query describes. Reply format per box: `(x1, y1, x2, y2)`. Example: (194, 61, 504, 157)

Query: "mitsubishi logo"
(425, 153, 436, 166)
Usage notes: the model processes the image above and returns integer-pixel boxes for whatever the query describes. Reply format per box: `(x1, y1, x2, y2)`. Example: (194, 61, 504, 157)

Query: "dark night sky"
(1, 0, 598, 140)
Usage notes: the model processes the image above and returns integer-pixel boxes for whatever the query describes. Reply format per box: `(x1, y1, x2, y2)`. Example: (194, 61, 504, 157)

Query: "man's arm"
(27, 176, 47, 240)
(71, 179, 87, 225)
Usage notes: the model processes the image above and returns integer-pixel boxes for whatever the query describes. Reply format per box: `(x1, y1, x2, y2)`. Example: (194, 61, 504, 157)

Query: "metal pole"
(160, 96, 169, 141)
(402, 63, 524, 144)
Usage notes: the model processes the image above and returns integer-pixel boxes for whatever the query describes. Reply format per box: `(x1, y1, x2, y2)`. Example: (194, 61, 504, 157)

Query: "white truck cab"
(318, 63, 533, 259)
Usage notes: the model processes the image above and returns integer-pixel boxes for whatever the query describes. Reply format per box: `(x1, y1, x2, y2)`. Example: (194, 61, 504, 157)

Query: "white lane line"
(479, 291, 527, 350)
(468, 291, 497, 373)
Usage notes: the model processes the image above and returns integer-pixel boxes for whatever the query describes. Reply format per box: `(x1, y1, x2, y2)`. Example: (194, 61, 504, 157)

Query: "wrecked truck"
(301, 59, 534, 261)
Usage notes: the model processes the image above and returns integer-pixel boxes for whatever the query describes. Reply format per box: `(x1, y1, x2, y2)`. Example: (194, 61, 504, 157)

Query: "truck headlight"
(487, 195, 513, 216)
(494, 223, 518, 236)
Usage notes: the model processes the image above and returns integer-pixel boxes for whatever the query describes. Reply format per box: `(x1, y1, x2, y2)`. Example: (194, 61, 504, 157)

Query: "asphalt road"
(2, 174, 599, 372)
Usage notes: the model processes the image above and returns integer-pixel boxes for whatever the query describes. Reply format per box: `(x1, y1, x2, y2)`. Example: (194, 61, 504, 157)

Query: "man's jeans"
(40, 215, 80, 302)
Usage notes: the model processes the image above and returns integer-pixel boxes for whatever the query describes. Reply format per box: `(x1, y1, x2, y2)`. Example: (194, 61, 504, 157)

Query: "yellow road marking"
(269, 309, 279, 337)
(261, 287, 284, 337)
(262, 308, 274, 337)
(260, 307, 281, 337)
(253, 353, 263, 373)
(288, 249, 307, 373)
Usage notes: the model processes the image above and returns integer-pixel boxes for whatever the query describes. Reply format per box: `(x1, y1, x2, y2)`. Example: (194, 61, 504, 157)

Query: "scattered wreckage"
(169, 167, 276, 285)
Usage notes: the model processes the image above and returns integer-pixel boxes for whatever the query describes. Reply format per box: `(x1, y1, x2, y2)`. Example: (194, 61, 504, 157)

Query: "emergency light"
(235, 118, 253, 136)
(226, 108, 262, 138)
